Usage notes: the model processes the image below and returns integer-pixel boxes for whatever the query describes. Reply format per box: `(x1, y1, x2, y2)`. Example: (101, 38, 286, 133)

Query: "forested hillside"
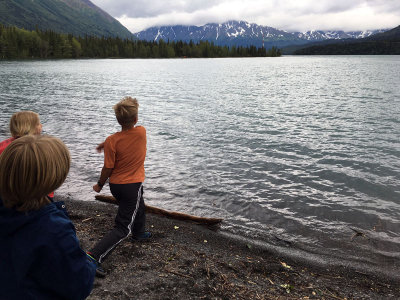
(0, 0, 133, 39)
(0, 25, 281, 59)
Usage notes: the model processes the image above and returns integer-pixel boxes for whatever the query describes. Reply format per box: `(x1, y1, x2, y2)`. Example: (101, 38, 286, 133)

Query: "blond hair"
(9, 111, 40, 138)
(0, 135, 70, 211)
(113, 97, 139, 126)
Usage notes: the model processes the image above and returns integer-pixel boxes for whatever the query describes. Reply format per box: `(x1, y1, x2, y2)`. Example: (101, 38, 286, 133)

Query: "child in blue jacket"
(0, 135, 96, 300)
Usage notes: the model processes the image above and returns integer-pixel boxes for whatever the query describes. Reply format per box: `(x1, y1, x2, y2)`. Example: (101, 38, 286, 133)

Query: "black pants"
(90, 182, 146, 263)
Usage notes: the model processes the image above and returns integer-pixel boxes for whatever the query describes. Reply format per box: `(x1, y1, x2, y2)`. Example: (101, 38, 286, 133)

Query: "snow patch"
(154, 29, 162, 41)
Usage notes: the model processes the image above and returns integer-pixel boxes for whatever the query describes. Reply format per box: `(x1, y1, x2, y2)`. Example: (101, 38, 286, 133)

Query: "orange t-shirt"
(104, 126, 146, 184)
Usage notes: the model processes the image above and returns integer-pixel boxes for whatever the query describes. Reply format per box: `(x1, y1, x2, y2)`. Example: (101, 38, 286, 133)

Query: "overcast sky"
(90, 0, 400, 33)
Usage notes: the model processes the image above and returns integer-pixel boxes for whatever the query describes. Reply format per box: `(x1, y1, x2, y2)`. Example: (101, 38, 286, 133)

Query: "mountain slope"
(134, 21, 385, 48)
(293, 25, 400, 55)
(366, 25, 400, 40)
(0, 0, 133, 38)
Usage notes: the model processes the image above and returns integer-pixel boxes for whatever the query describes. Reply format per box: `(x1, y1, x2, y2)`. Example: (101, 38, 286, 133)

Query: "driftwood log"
(95, 195, 223, 225)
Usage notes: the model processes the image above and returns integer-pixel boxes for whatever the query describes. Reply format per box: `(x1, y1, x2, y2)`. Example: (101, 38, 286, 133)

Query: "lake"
(0, 56, 399, 279)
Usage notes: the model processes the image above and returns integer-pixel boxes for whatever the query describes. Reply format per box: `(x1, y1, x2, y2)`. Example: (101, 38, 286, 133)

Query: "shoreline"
(62, 197, 399, 299)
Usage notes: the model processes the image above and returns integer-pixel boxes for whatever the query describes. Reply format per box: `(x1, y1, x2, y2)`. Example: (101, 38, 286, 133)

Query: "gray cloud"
(93, 0, 225, 18)
(91, 0, 400, 32)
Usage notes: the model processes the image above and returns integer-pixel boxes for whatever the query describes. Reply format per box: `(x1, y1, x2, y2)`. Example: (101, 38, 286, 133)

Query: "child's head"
(9, 111, 42, 138)
(0, 135, 70, 211)
(113, 97, 139, 126)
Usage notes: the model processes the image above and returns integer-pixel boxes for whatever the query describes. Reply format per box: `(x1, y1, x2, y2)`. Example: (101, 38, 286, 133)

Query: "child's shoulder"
(0, 137, 15, 153)
(106, 130, 123, 140)
(133, 126, 146, 138)
(106, 126, 146, 140)
(120, 126, 146, 135)
(134, 125, 146, 133)
(20, 202, 73, 237)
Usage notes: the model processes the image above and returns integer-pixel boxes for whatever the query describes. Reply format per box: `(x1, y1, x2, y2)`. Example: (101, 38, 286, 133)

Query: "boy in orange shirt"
(88, 97, 150, 277)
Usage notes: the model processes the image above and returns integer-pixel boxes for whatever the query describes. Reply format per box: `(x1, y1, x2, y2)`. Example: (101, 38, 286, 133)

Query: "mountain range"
(0, 0, 392, 51)
(0, 0, 133, 39)
(134, 21, 387, 49)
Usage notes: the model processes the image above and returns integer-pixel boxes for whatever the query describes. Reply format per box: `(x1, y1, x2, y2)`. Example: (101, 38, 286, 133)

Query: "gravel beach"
(63, 197, 399, 300)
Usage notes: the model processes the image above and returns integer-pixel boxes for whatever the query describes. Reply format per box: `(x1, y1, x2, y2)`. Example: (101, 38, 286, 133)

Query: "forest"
(0, 24, 282, 59)
(294, 40, 400, 55)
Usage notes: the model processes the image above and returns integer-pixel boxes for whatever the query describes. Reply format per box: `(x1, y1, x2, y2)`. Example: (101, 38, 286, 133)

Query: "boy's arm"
(93, 166, 113, 193)
(96, 142, 105, 153)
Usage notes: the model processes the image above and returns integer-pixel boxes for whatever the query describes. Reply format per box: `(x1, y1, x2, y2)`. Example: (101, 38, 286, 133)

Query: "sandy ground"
(63, 198, 399, 300)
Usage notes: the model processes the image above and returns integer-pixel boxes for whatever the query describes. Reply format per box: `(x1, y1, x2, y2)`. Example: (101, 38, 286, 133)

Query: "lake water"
(0, 57, 399, 279)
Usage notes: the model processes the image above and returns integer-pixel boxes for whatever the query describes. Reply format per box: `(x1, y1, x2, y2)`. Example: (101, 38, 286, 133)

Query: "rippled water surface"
(1, 57, 399, 277)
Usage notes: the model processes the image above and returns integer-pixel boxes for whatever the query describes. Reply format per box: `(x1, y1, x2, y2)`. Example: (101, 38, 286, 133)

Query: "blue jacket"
(0, 198, 96, 300)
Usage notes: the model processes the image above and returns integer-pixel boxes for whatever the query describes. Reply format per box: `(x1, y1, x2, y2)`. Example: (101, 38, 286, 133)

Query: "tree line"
(0, 24, 282, 59)
(293, 40, 400, 55)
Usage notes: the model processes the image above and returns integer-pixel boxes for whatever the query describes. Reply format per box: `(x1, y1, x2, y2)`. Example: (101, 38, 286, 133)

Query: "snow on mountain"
(295, 30, 383, 41)
(134, 21, 386, 48)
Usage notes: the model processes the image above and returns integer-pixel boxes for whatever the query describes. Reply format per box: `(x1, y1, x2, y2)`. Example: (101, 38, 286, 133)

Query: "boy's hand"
(93, 184, 102, 193)
(96, 142, 105, 153)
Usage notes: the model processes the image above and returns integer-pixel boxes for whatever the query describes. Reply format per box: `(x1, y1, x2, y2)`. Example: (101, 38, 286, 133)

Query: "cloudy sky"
(90, 0, 400, 33)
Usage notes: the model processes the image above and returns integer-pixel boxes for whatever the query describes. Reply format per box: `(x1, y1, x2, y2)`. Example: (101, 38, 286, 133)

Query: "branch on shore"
(95, 195, 223, 225)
